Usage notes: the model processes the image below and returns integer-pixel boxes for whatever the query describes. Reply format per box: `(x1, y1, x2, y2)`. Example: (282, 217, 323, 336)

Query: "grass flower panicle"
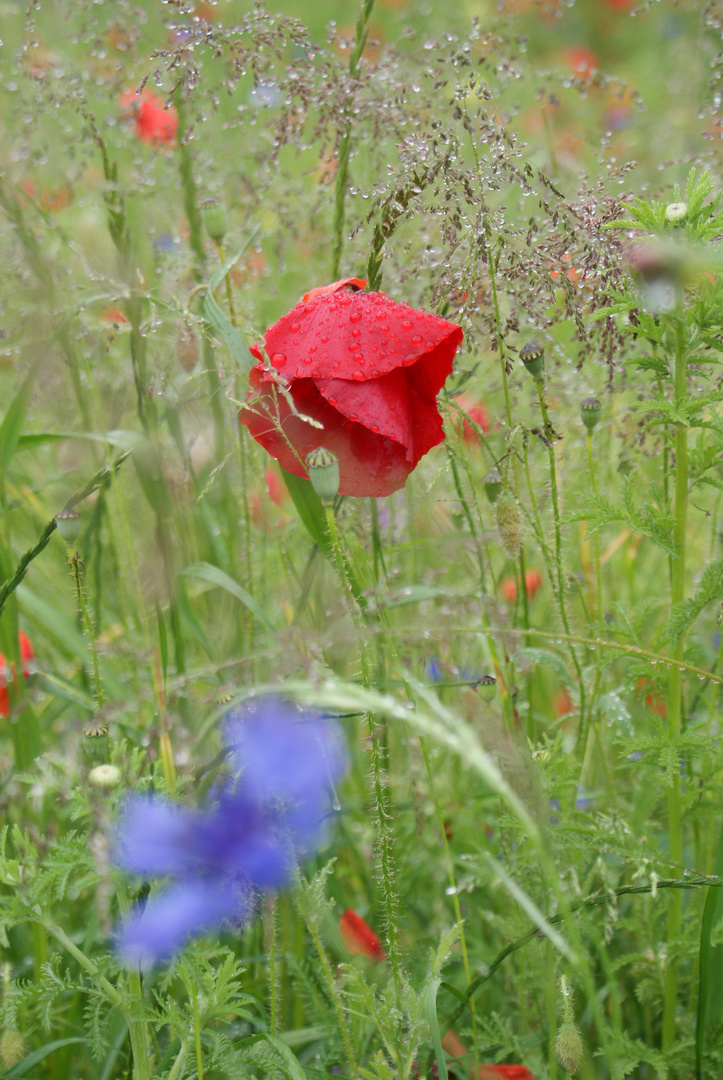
(113, 700, 346, 967)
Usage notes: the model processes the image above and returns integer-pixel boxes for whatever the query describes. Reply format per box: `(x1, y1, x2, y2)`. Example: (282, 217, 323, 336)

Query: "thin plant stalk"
(419, 737, 480, 1071)
(191, 982, 204, 1080)
(535, 380, 586, 738)
(330, 0, 376, 278)
(585, 431, 604, 621)
(662, 311, 689, 1050)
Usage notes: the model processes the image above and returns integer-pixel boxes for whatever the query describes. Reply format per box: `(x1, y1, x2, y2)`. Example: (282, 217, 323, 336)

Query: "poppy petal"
(315, 368, 445, 464)
(259, 290, 462, 383)
(241, 368, 415, 497)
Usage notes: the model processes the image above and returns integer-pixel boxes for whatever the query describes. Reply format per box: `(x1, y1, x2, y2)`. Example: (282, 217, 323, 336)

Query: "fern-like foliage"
(562, 475, 676, 555)
(667, 558, 723, 643)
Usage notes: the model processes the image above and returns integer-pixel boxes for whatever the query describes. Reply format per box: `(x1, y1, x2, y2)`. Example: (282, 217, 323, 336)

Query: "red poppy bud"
(500, 576, 518, 604)
(525, 569, 542, 600)
(339, 908, 386, 962)
(241, 286, 463, 497)
(119, 89, 178, 146)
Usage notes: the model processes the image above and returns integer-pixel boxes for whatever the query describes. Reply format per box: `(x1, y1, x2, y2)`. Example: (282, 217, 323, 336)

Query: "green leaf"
(241, 1033, 309, 1080)
(181, 561, 275, 635)
(203, 238, 259, 377)
(281, 468, 332, 556)
(2, 1037, 86, 1078)
(423, 978, 449, 1080)
(696, 825, 723, 1079)
(0, 362, 38, 481)
(518, 646, 573, 685)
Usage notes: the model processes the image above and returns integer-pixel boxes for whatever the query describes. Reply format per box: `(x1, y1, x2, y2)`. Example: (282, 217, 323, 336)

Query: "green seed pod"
(88, 764, 122, 790)
(476, 674, 497, 702)
(200, 197, 227, 242)
(495, 493, 522, 557)
(176, 320, 200, 373)
(83, 718, 109, 764)
(0, 1029, 27, 1070)
(520, 341, 545, 381)
(482, 470, 503, 504)
(306, 447, 340, 505)
(665, 201, 687, 225)
(580, 397, 601, 431)
(55, 509, 81, 545)
(555, 1021, 584, 1074)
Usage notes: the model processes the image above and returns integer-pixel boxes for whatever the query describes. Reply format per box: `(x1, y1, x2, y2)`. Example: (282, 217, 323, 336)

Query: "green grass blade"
(182, 561, 275, 635)
(423, 978, 449, 1080)
(696, 822, 723, 1078)
(2, 1037, 86, 1078)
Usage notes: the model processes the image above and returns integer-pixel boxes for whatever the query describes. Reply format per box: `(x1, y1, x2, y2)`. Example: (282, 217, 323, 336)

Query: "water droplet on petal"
(328, 397, 337, 405)
(290, 321, 300, 332)
(375, 310, 385, 320)
(339, 295, 351, 306)
(350, 413, 358, 420)
(352, 328, 361, 338)
(272, 352, 287, 366)
(350, 310, 362, 323)
(371, 425, 379, 433)
(411, 334, 422, 345)
(304, 356, 313, 365)
(402, 319, 412, 330)
(380, 351, 387, 359)
(311, 371, 320, 378)
(309, 344, 317, 353)
(354, 353, 364, 363)
(332, 362, 340, 371)
(321, 335, 329, 344)
(348, 342, 358, 351)
(402, 353, 416, 366)
(426, 340, 434, 348)
(380, 323, 389, 332)
(352, 371, 364, 381)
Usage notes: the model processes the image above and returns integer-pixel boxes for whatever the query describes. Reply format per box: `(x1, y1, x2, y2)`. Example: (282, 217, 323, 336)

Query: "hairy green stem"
(72, 552, 104, 711)
(0, 450, 132, 617)
(662, 313, 689, 1050)
(191, 981, 204, 1080)
(304, 918, 359, 1080)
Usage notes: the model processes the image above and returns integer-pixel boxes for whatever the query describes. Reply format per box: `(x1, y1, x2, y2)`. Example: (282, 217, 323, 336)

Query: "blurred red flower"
(265, 465, 288, 507)
(454, 393, 490, 444)
(240, 279, 463, 497)
(500, 570, 542, 604)
(0, 632, 34, 718)
(565, 47, 599, 79)
(119, 89, 178, 146)
(339, 909, 386, 961)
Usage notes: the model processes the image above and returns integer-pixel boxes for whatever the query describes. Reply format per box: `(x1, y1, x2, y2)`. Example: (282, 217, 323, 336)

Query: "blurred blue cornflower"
(113, 699, 346, 968)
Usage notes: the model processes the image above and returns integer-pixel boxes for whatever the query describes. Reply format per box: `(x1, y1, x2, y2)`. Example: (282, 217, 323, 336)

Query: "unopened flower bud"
(555, 1021, 584, 1074)
(580, 397, 601, 431)
(665, 201, 687, 225)
(176, 320, 200, 373)
(476, 674, 497, 702)
(200, 197, 227, 242)
(83, 718, 109, 763)
(0, 1029, 27, 1069)
(55, 509, 81, 545)
(483, 470, 503, 504)
(520, 341, 545, 381)
(495, 493, 522, 557)
(305, 447, 340, 505)
(88, 764, 122, 790)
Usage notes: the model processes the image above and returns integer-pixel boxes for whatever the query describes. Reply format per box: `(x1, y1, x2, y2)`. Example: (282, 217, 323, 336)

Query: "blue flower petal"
(116, 880, 247, 969)
(115, 797, 199, 877)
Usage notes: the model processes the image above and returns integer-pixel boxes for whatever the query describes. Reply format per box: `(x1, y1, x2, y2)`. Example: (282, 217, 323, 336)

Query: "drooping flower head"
(113, 699, 346, 968)
(339, 908, 386, 962)
(240, 279, 463, 497)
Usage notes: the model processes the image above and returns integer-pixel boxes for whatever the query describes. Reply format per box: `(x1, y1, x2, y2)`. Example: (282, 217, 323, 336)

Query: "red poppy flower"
(339, 908, 386, 961)
(0, 632, 34, 718)
(119, 89, 178, 146)
(479, 1068, 534, 1080)
(240, 280, 463, 497)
